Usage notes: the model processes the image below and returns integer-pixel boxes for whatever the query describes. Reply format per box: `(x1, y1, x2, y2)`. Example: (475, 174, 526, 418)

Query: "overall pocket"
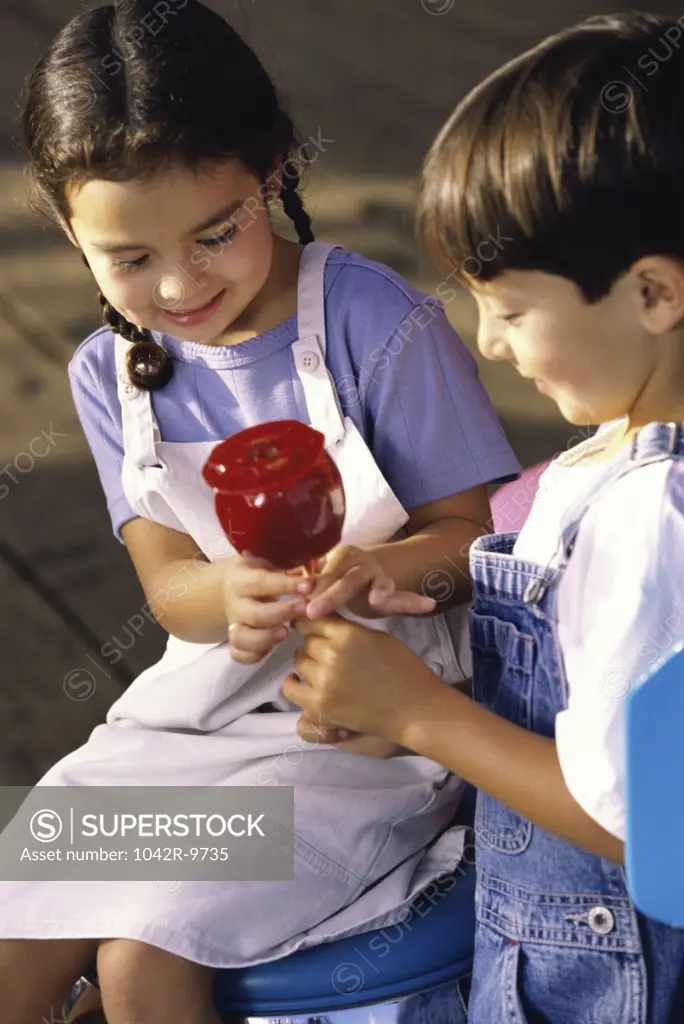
(470, 922, 647, 1024)
(470, 613, 536, 854)
(469, 924, 530, 1024)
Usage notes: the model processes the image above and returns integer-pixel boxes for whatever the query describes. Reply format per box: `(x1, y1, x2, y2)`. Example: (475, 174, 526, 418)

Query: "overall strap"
(558, 422, 684, 559)
(114, 337, 163, 468)
(291, 242, 346, 447)
(524, 422, 684, 605)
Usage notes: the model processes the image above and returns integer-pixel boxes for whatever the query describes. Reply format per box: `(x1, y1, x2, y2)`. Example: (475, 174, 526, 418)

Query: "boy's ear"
(631, 256, 684, 334)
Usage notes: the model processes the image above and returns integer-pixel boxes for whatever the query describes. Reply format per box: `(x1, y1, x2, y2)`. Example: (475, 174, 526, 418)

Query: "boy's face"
(470, 270, 652, 426)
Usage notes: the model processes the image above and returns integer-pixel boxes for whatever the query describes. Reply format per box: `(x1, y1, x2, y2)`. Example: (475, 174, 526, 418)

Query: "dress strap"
(114, 337, 163, 468)
(292, 242, 346, 447)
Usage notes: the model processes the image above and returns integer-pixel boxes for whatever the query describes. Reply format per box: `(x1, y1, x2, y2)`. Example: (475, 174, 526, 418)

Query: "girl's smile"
(66, 160, 300, 346)
(160, 287, 227, 328)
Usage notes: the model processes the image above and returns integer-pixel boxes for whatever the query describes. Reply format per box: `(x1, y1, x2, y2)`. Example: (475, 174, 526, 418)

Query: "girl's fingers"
(242, 565, 314, 599)
(236, 597, 308, 629)
(228, 622, 287, 662)
(230, 646, 270, 666)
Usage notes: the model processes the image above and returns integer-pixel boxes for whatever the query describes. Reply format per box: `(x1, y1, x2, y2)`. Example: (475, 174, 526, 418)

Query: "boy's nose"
(477, 323, 512, 362)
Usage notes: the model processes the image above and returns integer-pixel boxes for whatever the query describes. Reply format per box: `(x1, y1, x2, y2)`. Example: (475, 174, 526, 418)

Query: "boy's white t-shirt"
(513, 423, 684, 841)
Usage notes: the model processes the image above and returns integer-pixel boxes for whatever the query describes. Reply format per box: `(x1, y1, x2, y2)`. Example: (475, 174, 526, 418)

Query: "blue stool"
(83, 793, 476, 1022)
(626, 642, 684, 927)
(213, 859, 475, 1020)
(213, 787, 476, 1021)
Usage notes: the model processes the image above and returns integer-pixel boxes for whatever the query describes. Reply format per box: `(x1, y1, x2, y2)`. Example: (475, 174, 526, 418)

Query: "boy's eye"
(500, 313, 522, 325)
(199, 223, 237, 249)
(115, 255, 149, 272)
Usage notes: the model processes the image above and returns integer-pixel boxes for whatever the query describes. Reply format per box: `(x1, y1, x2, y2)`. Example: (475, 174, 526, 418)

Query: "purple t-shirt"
(68, 248, 520, 540)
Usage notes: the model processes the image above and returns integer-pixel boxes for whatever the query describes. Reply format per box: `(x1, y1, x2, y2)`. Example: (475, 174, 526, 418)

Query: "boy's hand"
(223, 554, 313, 665)
(304, 544, 435, 619)
(283, 615, 444, 741)
(296, 710, 400, 758)
(297, 710, 360, 745)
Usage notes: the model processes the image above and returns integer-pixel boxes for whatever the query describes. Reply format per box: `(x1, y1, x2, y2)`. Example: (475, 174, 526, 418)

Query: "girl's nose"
(154, 275, 187, 310)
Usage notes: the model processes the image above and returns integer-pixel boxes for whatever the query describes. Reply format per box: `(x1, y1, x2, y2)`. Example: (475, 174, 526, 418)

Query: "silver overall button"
(587, 906, 615, 936)
(298, 350, 320, 371)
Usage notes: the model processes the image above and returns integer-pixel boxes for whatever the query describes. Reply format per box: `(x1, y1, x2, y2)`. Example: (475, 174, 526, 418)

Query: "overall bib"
(0, 244, 469, 969)
(468, 422, 684, 1023)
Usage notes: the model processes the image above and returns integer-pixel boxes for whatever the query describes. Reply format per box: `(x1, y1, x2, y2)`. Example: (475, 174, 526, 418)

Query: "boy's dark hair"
(418, 12, 684, 302)
(22, 0, 315, 389)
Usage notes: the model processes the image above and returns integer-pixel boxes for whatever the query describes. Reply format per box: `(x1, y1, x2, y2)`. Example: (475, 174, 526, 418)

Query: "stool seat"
(213, 859, 476, 1016)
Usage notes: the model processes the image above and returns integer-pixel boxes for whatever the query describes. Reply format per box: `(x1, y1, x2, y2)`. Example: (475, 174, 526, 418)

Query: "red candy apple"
(202, 420, 346, 571)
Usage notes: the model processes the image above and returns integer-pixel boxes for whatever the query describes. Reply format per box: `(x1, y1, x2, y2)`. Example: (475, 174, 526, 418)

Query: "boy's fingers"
(368, 568, 394, 592)
(282, 671, 315, 707)
(368, 591, 437, 616)
(306, 568, 370, 617)
(308, 547, 361, 594)
(297, 716, 353, 744)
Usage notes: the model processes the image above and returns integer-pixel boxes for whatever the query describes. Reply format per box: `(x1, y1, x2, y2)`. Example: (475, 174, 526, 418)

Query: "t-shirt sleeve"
(358, 296, 521, 509)
(555, 460, 684, 841)
(68, 343, 137, 541)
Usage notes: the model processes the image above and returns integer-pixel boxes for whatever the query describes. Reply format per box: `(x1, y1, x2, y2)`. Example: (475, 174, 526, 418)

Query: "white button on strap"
(587, 906, 615, 935)
(298, 350, 320, 372)
(291, 337, 346, 447)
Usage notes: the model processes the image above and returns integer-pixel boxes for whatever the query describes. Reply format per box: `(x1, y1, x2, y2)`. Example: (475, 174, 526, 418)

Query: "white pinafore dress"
(0, 243, 469, 967)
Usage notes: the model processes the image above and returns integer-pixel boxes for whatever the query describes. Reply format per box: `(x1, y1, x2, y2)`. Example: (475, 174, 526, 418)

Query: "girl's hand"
(305, 544, 436, 620)
(283, 614, 445, 741)
(223, 554, 313, 665)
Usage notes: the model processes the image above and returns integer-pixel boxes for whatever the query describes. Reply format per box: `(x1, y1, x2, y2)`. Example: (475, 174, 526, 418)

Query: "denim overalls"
(468, 422, 684, 1023)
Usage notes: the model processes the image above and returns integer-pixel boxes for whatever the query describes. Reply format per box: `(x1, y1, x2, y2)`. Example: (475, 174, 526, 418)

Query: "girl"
(287, 12, 684, 1024)
(0, 1, 520, 1021)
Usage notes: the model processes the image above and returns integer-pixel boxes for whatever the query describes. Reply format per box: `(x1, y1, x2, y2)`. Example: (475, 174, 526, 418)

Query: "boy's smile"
(470, 266, 684, 432)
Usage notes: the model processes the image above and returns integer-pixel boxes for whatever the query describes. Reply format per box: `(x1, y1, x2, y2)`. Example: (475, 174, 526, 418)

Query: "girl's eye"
(199, 224, 237, 249)
(114, 255, 149, 272)
(500, 313, 522, 325)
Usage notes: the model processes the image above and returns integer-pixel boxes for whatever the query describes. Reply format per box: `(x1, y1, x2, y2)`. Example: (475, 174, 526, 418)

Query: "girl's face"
(470, 269, 664, 427)
(67, 160, 276, 343)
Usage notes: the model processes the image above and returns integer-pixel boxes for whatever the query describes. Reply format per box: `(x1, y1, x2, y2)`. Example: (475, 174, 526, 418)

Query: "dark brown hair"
(23, 0, 315, 389)
(418, 13, 684, 302)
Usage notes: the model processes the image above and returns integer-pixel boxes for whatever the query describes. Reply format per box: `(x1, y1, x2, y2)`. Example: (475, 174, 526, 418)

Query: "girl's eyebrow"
(91, 200, 245, 254)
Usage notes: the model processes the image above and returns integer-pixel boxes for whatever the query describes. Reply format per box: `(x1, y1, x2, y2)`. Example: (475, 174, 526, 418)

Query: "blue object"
(626, 641, 684, 927)
(213, 858, 475, 1016)
(85, 791, 477, 1018)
